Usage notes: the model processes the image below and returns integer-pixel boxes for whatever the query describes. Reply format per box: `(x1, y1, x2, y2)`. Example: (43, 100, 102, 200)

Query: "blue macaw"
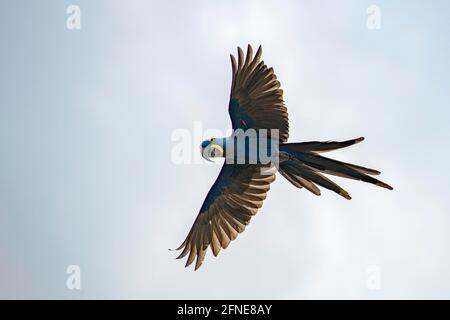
(175, 45, 393, 270)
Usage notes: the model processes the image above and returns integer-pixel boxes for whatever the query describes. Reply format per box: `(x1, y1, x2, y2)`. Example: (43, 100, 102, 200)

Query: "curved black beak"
(200, 146, 214, 162)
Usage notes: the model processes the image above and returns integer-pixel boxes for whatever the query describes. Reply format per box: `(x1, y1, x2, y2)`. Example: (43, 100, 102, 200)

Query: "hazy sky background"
(1, 0, 450, 299)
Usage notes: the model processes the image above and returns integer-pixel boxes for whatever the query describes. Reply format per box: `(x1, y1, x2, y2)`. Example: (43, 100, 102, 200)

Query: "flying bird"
(175, 45, 393, 270)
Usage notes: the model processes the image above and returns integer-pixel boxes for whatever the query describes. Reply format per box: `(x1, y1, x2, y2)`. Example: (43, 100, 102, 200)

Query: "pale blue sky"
(0, 0, 450, 299)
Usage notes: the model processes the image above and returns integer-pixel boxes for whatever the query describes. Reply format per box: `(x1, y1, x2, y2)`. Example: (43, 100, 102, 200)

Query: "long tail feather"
(278, 137, 393, 198)
(286, 137, 364, 153)
(278, 162, 321, 195)
(299, 153, 393, 190)
(279, 160, 351, 199)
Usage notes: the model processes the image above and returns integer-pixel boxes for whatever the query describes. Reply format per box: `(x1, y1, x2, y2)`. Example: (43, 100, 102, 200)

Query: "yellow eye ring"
(209, 137, 215, 142)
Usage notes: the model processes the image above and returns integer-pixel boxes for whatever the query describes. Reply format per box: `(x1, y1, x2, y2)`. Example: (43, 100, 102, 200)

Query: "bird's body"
(207, 133, 279, 165)
(175, 45, 393, 270)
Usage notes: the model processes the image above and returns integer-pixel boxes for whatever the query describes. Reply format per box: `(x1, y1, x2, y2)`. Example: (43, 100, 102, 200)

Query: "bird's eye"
(209, 138, 214, 142)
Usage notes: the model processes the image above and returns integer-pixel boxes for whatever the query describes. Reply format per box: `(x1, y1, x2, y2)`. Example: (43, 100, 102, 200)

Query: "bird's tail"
(278, 137, 393, 200)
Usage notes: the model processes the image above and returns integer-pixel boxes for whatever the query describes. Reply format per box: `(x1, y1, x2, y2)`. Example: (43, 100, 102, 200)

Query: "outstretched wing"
(175, 163, 275, 270)
(229, 45, 289, 142)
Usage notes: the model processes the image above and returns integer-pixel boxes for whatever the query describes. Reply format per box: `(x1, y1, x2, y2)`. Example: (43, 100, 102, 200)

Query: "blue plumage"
(175, 45, 393, 270)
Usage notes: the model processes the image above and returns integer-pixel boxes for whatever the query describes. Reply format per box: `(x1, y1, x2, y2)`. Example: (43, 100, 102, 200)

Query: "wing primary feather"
(230, 54, 237, 91)
(244, 44, 253, 68)
(185, 240, 197, 267)
(211, 229, 221, 257)
(237, 46, 244, 70)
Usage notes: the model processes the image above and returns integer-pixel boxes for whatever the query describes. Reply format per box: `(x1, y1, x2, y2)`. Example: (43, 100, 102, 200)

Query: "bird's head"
(200, 137, 224, 162)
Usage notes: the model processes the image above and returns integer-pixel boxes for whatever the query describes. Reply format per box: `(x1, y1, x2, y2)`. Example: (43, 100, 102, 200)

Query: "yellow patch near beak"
(210, 144, 224, 157)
